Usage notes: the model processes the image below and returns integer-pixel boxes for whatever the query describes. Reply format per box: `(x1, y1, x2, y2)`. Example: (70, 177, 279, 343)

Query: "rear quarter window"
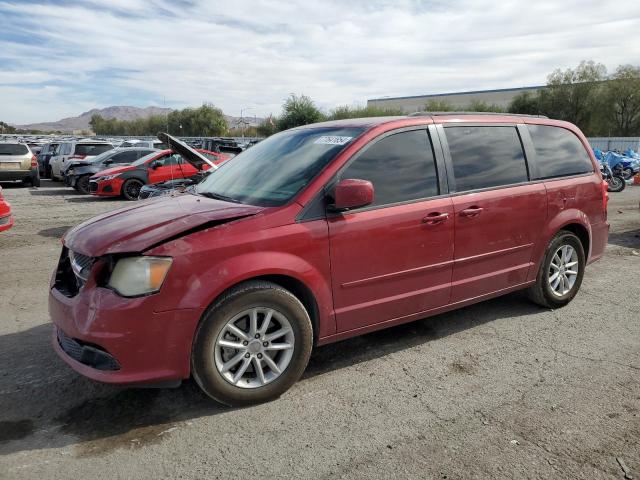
(0, 144, 28, 155)
(445, 126, 528, 192)
(527, 125, 594, 179)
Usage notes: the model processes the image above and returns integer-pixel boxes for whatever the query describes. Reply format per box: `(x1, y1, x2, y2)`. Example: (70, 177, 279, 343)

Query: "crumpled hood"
(64, 194, 264, 256)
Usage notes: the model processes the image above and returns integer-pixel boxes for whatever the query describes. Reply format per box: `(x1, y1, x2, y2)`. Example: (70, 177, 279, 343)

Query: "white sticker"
(314, 136, 353, 145)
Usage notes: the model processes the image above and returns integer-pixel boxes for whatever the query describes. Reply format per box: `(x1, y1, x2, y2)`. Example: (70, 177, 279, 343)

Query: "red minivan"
(49, 114, 609, 405)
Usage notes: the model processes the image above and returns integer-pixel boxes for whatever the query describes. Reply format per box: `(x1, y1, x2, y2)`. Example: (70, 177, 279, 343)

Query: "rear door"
(328, 128, 454, 333)
(440, 124, 547, 303)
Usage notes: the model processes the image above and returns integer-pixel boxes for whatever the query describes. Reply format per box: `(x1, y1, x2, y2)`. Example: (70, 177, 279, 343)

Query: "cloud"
(1, 0, 639, 124)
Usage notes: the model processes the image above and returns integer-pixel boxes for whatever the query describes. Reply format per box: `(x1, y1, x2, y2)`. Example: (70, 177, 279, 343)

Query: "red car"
(50, 114, 609, 405)
(89, 148, 227, 200)
(0, 186, 14, 232)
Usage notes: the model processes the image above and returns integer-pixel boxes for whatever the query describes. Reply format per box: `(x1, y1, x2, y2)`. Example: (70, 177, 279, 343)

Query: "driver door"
(148, 153, 183, 184)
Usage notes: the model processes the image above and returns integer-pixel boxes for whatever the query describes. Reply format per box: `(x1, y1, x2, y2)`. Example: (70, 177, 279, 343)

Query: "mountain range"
(14, 106, 263, 132)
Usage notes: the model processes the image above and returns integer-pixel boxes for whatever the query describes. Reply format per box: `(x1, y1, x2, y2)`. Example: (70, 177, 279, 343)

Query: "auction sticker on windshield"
(314, 136, 353, 145)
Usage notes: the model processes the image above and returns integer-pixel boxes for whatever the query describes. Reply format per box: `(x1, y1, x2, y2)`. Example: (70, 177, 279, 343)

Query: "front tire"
(527, 231, 585, 309)
(192, 281, 313, 406)
(121, 178, 144, 200)
(76, 175, 91, 195)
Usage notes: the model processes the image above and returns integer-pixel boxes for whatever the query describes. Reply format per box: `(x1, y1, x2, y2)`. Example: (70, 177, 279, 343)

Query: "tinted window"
(196, 127, 365, 207)
(74, 144, 113, 156)
(446, 126, 528, 192)
(112, 150, 139, 164)
(528, 125, 593, 178)
(0, 144, 28, 155)
(339, 130, 438, 207)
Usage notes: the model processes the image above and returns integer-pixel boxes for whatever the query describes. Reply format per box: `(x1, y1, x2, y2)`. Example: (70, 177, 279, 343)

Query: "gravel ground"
(0, 180, 639, 480)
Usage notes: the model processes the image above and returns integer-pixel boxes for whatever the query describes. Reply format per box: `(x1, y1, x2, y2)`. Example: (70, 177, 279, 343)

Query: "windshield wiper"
(198, 191, 241, 203)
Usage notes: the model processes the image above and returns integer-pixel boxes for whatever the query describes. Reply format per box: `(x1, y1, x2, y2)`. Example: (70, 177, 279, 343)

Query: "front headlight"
(99, 173, 120, 181)
(107, 256, 172, 297)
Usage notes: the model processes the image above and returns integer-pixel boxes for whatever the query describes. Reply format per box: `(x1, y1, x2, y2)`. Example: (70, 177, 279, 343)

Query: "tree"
(423, 99, 457, 111)
(257, 116, 279, 137)
(276, 94, 324, 131)
(327, 105, 405, 120)
(604, 65, 640, 136)
(508, 92, 541, 115)
(538, 60, 607, 134)
(0, 121, 16, 134)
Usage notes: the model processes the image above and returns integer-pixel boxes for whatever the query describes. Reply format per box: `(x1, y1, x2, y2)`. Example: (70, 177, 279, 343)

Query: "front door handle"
(460, 206, 483, 218)
(422, 212, 449, 225)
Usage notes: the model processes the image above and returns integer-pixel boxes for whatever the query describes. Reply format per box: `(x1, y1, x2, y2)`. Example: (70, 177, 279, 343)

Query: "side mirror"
(150, 161, 160, 170)
(103, 159, 113, 165)
(331, 179, 374, 211)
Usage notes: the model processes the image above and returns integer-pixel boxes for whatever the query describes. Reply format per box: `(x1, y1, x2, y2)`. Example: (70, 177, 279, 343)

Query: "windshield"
(195, 127, 364, 206)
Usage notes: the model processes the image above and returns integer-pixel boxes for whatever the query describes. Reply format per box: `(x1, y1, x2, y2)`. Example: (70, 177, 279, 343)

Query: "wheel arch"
(559, 222, 590, 258)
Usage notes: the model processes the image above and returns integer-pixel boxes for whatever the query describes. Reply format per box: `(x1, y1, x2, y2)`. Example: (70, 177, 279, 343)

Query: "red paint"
(0, 186, 14, 232)
(49, 115, 609, 385)
(333, 179, 374, 210)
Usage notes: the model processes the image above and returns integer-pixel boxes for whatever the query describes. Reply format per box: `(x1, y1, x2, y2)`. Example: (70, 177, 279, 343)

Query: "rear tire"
(121, 178, 144, 200)
(192, 281, 313, 406)
(527, 231, 585, 309)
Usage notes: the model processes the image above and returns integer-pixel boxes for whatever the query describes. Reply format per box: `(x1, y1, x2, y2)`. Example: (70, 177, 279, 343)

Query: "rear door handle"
(422, 212, 449, 225)
(460, 206, 483, 217)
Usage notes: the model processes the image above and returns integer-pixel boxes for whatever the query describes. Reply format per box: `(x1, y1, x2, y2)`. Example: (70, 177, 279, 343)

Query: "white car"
(49, 140, 114, 181)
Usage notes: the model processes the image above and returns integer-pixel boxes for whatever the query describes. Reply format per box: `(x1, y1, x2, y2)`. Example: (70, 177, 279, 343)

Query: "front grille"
(89, 181, 98, 192)
(57, 329, 120, 371)
(54, 247, 95, 297)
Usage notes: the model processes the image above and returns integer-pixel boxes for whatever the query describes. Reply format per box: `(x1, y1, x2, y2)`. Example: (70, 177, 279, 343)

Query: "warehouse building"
(367, 85, 544, 113)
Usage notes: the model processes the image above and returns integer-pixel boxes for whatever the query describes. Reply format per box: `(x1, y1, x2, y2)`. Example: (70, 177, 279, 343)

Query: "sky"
(1, 0, 639, 124)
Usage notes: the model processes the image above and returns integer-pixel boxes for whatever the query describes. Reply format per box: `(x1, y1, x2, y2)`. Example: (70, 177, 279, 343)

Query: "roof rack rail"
(409, 111, 548, 119)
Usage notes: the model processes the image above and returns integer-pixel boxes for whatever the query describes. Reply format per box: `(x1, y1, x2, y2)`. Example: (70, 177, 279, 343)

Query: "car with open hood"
(88, 138, 227, 200)
(137, 133, 230, 199)
(49, 114, 609, 406)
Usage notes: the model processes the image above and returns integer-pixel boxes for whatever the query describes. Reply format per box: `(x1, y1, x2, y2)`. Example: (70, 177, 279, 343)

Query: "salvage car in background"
(37, 142, 60, 178)
(65, 147, 157, 194)
(138, 132, 229, 199)
(89, 147, 225, 200)
(50, 140, 114, 181)
(0, 142, 40, 187)
(0, 186, 14, 232)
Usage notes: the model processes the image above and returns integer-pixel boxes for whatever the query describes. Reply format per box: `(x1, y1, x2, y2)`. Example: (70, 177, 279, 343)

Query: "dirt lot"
(1, 180, 639, 479)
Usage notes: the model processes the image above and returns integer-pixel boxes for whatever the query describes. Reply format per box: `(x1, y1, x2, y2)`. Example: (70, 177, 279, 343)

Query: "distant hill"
(15, 106, 264, 132)
(15, 106, 173, 132)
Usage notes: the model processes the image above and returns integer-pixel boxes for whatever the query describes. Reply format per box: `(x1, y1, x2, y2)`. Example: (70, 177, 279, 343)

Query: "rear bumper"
(49, 285, 203, 385)
(0, 170, 34, 182)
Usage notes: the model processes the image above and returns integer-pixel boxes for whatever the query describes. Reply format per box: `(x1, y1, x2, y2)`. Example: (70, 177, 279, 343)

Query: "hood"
(64, 194, 264, 256)
(91, 165, 135, 179)
(158, 132, 216, 171)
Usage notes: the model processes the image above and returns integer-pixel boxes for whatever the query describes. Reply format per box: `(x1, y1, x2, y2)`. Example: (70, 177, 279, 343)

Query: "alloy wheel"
(548, 245, 579, 297)
(214, 307, 295, 389)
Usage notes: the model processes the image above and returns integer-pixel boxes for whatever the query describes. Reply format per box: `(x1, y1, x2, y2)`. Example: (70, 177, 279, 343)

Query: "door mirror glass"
(103, 159, 113, 165)
(150, 160, 161, 169)
(331, 179, 374, 211)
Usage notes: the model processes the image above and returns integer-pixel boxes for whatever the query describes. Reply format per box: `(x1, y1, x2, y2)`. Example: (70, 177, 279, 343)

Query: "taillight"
(31, 155, 37, 167)
(601, 180, 608, 220)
